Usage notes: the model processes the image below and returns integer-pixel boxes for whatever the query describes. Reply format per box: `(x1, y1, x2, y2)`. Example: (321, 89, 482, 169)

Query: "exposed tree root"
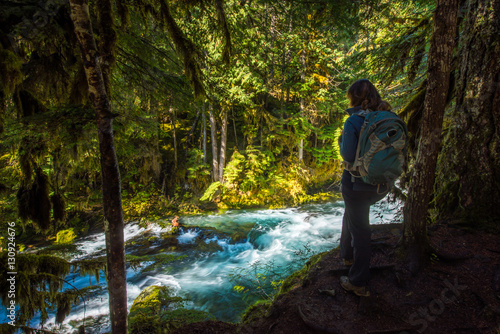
(486, 248, 500, 254)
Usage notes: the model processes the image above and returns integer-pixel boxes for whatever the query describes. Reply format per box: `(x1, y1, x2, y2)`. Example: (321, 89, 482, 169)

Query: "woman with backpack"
(337, 79, 397, 297)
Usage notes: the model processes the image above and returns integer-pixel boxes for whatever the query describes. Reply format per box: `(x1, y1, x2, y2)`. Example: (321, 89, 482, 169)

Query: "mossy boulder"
(158, 234, 180, 251)
(55, 228, 77, 244)
(228, 222, 255, 243)
(193, 239, 223, 253)
(128, 285, 213, 334)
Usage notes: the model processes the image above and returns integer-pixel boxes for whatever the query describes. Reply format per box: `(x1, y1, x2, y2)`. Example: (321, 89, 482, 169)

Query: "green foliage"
(71, 257, 106, 284)
(200, 182, 222, 202)
(212, 148, 338, 208)
(0, 323, 16, 334)
(234, 246, 327, 326)
(0, 45, 23, 96)
(123, 189, 177, 220)
(225, 148, 274, 205)
(186, 148, 211, 193)
(0, 252, 75, 325)
(0, 0, 446, 328)
(230, 243, 319, 306)
(230, 260, 284, 302)
(280, 251, 327, 294)
(128, 285, 213, 334)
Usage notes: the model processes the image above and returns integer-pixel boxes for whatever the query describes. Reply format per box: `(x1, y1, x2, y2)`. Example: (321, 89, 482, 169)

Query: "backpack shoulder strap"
(344, 111, 370, 179)
(353, 109, 370, 118)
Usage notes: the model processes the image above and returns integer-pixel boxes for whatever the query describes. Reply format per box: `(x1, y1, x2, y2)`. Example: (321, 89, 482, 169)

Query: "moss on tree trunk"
(435, 0, 500, 224)
(402, 0, 459, 273)
(69, 0, 127, 332)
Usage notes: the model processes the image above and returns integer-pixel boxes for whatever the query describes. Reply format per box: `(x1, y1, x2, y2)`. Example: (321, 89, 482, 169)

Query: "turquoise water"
(28, 199, 401, 333)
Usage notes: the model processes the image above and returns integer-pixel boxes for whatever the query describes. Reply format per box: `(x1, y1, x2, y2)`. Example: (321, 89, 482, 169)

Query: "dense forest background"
(0, 0, 499, 332)
(0, 0, 440, 229)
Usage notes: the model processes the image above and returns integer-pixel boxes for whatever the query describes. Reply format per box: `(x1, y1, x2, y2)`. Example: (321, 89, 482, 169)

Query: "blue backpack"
(344, 110, 408, 186)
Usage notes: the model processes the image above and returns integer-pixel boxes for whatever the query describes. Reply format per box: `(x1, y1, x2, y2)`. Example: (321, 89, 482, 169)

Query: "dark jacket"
(339, 107, 380, 192)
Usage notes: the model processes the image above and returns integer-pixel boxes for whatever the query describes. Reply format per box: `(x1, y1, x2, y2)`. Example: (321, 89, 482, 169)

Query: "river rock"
(128, 285, 213, 334)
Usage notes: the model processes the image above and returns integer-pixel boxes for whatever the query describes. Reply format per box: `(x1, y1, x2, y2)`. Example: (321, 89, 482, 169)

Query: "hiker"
(338, 79, 400, 297)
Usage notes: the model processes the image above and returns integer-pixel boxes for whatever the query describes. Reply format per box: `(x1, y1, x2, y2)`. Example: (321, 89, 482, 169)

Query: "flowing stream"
(30, 198, 401, 333)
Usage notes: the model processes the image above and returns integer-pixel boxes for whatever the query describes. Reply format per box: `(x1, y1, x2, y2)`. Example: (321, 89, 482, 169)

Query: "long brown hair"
(347, 79, 391, 111)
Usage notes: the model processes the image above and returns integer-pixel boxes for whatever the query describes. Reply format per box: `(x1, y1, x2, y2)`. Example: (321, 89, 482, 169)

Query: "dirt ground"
(172, 222, 500, 334)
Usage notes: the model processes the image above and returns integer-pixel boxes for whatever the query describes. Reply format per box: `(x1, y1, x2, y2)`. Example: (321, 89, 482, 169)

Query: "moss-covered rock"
(279, 251, 327, 294)
(240, 299, 272, 324)
(228, 222, 255, 243)
(128, 285, 213, 334)
(55, 228, 77, 244)
(194, 239, 223, 253)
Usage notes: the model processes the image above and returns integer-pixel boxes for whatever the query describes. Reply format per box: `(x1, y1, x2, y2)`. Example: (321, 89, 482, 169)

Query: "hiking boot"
(343, 259, 354, 267)
(340, 276, 370, 297)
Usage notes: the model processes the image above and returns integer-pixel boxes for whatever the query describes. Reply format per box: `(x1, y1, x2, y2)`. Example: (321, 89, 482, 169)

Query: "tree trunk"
(151, 96, 161, 183)
(95, 0, 116, 96)
(0, 91, 4, 134)
(435, 0, 500, 223)
(69, 1, 127, 333)
(299, 39, 306, 162)
(282, 6, 293, 121)
(259, 113, 263, 148)
(232, 106, 238, 150)
(202, 104, 207, 164)
(209, 103, 219, 181)
(171, 106, 177, 170)
(402, 0, 458, 273)
(184, 110, 201, 182)
(268, 4, 276, 80)
(219, 107, 228, 182)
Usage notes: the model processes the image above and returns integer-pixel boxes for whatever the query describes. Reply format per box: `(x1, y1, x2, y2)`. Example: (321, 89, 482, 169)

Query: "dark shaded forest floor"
(172, 222, 500, 334)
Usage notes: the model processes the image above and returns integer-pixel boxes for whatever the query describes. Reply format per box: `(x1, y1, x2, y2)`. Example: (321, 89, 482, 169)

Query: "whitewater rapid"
(28, 198, 401, 333)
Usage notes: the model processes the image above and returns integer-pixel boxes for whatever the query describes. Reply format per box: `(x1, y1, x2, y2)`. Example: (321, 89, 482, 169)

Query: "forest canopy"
(0, 0, 499, 332)
(0, 0, 441, 224)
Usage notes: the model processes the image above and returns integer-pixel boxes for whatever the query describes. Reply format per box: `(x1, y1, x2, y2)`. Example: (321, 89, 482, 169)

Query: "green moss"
(200, 181, 221, 202)
(72, 257, 106, 283)
(280, 251, 327, 294)
(0, 45, 23, 96)
(55, 228, 77, 244)
(0, 253, 72, 324)
(240, 299, 272, 323)
(128, 285, 213, 334)
(0, 323, 16, 334)
(129, 286, 171, 314)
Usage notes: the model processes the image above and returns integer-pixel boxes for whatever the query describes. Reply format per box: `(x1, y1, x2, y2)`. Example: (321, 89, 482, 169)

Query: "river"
(31, 198, 401, 333)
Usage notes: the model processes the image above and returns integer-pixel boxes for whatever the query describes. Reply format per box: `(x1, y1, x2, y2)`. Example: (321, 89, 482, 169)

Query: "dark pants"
(340, 185, 386, 287)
